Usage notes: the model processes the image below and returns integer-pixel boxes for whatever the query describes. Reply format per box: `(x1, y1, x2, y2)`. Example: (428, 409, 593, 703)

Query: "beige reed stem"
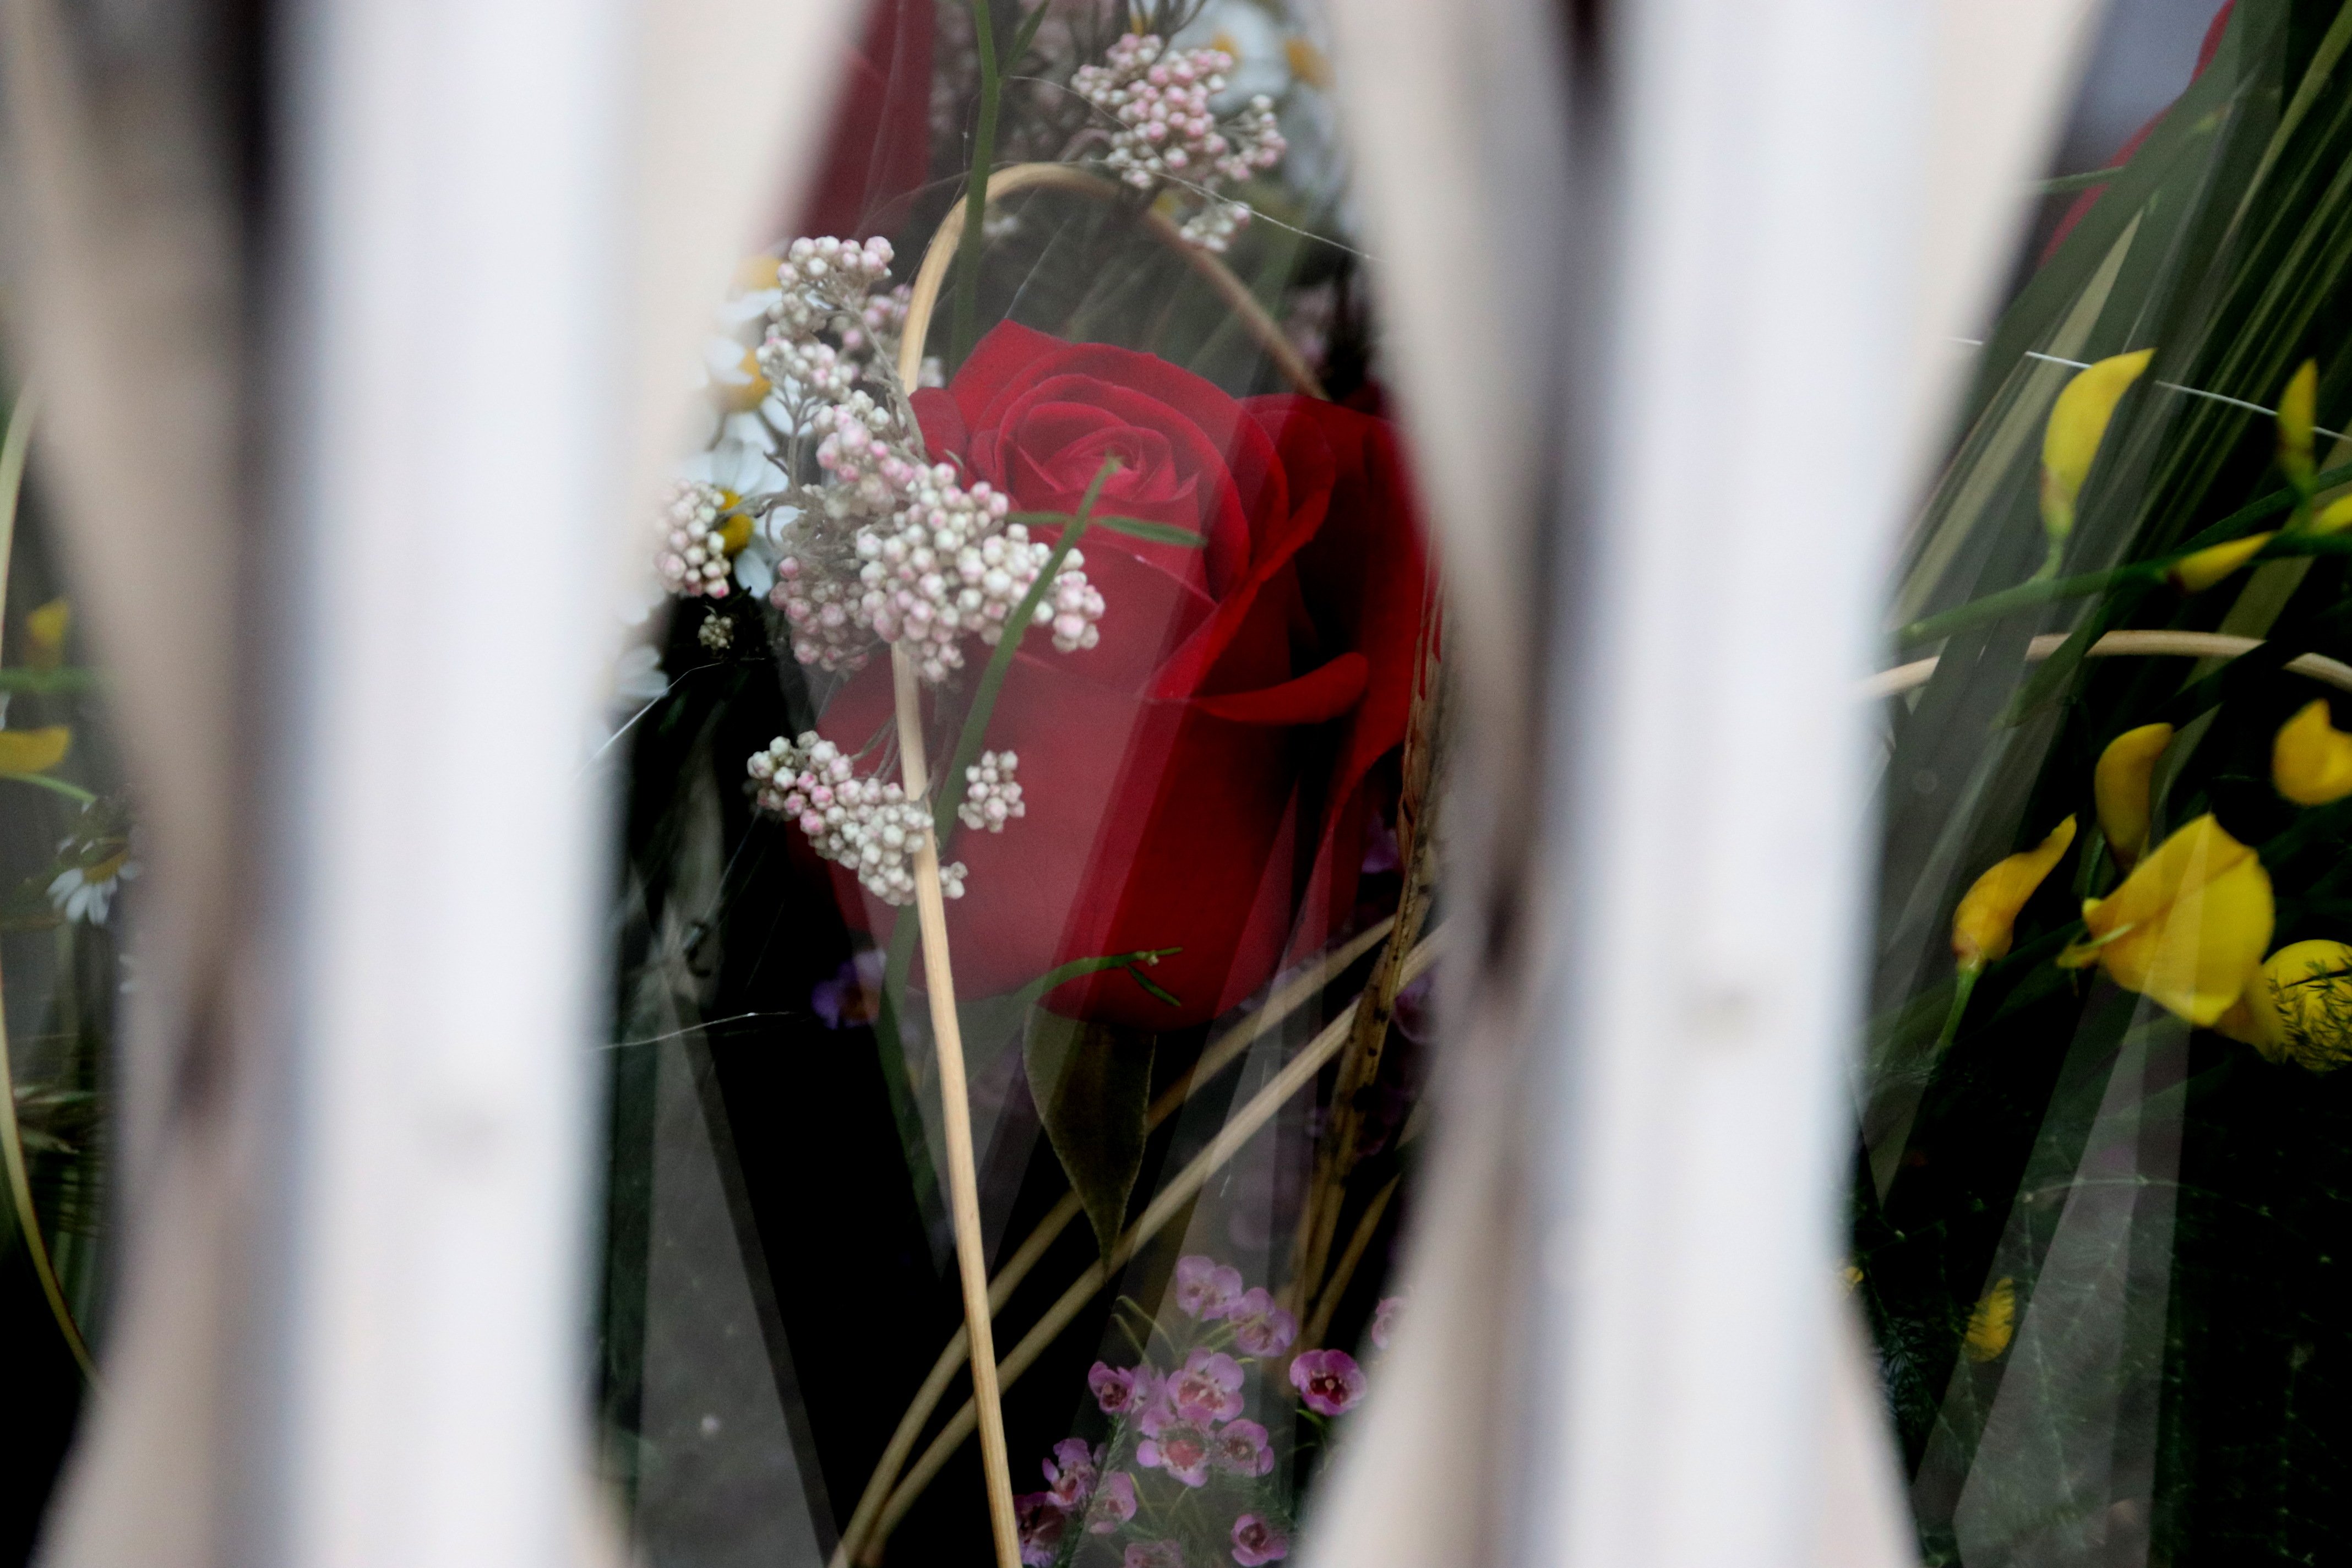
(897, 162, 1326, 400)
(864, 159, 1336, 1567)
(861, 929, 1450, 1559)
(1864, 629, 2352, 700)
(826, 918, 1397, 1568)
(0, 389, 95, 1387)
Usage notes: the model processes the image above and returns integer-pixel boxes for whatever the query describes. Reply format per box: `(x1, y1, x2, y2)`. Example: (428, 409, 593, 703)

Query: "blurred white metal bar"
(277, 0, 629, 1559)
(271, 0, 858, 1564)
(1309, 0, 2103, 1564)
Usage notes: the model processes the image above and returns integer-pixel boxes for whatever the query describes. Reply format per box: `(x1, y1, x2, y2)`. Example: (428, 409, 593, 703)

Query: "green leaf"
(1003, 0, 1050, 70)
(1025, 1009, 1156, 1259)
(1009, 510, 1206, 548)
(961, 946, 1182, 1048)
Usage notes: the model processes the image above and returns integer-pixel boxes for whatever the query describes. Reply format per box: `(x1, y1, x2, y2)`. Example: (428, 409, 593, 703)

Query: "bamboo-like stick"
(899, 162, 1326, 400)
(1301, 1172, 1401, 1352)
(861, 929, 1450, 1557)
(1288, 612, 1442, 1314)
(888, 648, 1022, 1568)
(825, 918, 1398, 1568)
(858, 154, 1337, 1566)
(1863, 628, 2352, 700)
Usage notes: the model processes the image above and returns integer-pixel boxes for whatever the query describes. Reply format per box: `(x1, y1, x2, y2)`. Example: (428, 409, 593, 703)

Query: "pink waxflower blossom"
(1210, 1418, 1275, 1478)
(1168, 1347, 1246, 1423)
(1227, 1288, 1298, 1356)
(1230, 1514, 1289, 1566)
(1289, 1347, 1367, 1417)
(1044, 1438, 1097, 1509)
(1173, 1255, 1245, 1320)
(1125, 1542, 1185, 1568)
(1016, 1493, 1069, 1567)
(1089, 1360, 1162, 1416)
(1086, 1472, 1139, 1533)
(1371, 1294, 1405, 1350)
(1136, 1410, 1216, 1487)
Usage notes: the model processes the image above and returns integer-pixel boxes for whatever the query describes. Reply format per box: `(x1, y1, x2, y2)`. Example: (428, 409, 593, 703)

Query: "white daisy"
(1173, 0, 1291, 111)
(48, 850, 135, 926)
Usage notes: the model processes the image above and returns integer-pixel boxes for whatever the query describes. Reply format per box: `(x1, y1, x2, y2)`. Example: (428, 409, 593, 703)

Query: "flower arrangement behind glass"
(605, 3, 1435, 1566)
(1852, 8, 2352, 1560)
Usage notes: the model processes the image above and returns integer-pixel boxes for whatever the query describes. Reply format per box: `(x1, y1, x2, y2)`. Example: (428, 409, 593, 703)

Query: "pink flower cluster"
(1071, 35, 1286, 253)
(1017, 1438, 1141, 1565)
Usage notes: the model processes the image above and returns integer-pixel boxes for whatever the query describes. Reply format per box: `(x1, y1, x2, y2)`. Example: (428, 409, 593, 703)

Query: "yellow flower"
(1952, 815, 2077, 969)
(2059, 814, 2273, 1027)
(0, 726, 71, 774)
(2273, 698, 2352, 806)
(2041, 350, 2154, 544)
(1964, 1277, 2017, 1362)
(2233, 939, 2352, 1071)
(2169, 533, 2274, 592)
(714, 489, 754, 556)
(2280, 358, 2318, 489)
(24, 598, 68, 670)
(2095, 723, 2173, 869)
(720, 347, 770, 414)
(733, 254, 782, 293)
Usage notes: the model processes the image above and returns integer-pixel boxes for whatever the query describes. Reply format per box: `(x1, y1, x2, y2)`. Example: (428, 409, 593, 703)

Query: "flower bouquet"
(1859, 2, 2352, 1560)
(601, 3, 1438, 1564)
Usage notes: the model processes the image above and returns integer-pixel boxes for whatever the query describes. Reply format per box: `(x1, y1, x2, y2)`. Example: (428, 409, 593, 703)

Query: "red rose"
(818, 324, 1429, 1028)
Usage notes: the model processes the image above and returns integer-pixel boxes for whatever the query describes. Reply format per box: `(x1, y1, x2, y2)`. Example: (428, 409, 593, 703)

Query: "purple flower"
(1289, 1348, 1366, 1417)
(1167, 1347, 1246, 1424)
(1085, 1472, 1139, 1534)
(1227, 1288, 1298, 1357)
(1136, 1410, 1216, 1487)
(1370, 1294, 1405, 1351)
(1173, 1255, 1245, 1320)
(1230, 1514, 1290, 1567)
(1210, 1418, 1275, 1478)
(1015, 1493, 1068, 1567)
(1044, 1437, 1097, 1509)
(1124, 1542, 1185, 1568)
(812, 949, 886, 1029)
(1088, 1360, 1162, 1417)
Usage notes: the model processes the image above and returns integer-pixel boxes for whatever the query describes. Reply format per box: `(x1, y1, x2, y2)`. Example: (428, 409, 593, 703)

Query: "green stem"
(932, 458, 1119, 845)
(0, 669, 102, 694)
(1898, 457, 2352, 648)
(1932, 963, 1983, 1058)
(1, 772, 95, 805)
(949, 0, 1004, 368)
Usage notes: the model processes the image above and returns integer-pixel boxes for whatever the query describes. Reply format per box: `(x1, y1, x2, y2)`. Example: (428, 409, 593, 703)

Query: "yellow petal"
(2253, 939, 2352, 1071)
(2280, 358, 2318, 487)
(2213, 955, 2288, 1055)
(1964, 1277, 2017, 1362)
(2169, 532, 2274, 592)
(0, 725, 71, 774)
(1284, 35, 1333, 89)
(2077, 814, 2273, 1027)
(2095, 723, 2173, 869)
(722, 349, 771, 414)
(2273, 699, 2352, 806)
(1953, 815, 2077, 967)
(2041, 349, 2153, 541)
(23, 598, 68, 671)
(2314, 494, 2352, 536)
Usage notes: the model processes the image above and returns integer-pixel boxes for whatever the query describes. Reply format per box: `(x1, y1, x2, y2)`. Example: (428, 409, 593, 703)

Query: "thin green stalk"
(1, 772, 95, 805)
(1931, 965, 1983, 1059)
(1898, 457, 2352, 647)
(932, 458, 1119, 843)
(949, 0, 1005, 368)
